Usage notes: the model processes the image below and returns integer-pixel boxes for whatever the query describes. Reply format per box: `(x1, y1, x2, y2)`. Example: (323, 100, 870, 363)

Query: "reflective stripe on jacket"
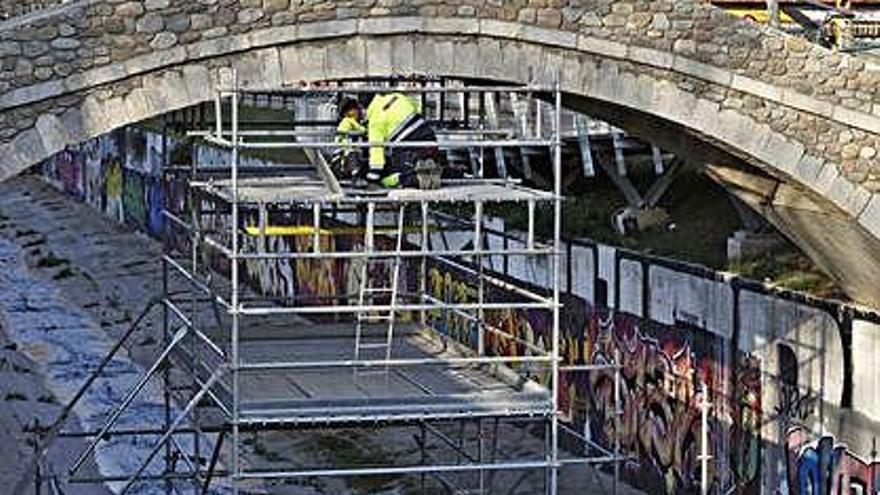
(365, 93, 420, 169)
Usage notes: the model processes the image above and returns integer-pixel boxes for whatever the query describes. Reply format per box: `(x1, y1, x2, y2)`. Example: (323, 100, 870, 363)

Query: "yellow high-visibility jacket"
(365, 93, 420, 170)
(335, 116, 365, 154)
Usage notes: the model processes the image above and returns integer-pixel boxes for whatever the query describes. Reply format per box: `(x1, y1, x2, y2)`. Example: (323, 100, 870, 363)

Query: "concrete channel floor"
(0, 175, 648, 495)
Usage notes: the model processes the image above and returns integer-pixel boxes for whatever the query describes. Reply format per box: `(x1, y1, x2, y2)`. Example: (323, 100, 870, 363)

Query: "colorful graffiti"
(122, 169, 148, 231)
(239, 221, 412, 307)
(427, 265, 478, 346)
(581, 310, 720, 493)
(425, 264, 553, 385)
(104, 157, 124, 223)
(776, 386, 819, 425)
(786, 426, 880, 495)
(731, 355, 763, 494)
(422, 266, 768, 494)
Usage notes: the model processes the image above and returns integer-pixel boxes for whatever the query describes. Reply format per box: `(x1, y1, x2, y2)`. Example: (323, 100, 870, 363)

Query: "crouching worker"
(331, 97, 366, 180)
(365, 92, 442, 189)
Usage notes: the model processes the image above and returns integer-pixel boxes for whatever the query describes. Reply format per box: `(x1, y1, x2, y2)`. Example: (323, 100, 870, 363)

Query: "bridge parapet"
(0, 1, 876, 109)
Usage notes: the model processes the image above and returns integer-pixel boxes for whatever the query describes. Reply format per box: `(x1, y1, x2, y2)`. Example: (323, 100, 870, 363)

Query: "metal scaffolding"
(28, 75, 625, 495)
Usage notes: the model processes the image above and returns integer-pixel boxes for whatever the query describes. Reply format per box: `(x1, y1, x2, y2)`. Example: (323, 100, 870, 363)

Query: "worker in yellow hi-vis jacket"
(331, 97, 366, 179)
(364, 92, 440, 189)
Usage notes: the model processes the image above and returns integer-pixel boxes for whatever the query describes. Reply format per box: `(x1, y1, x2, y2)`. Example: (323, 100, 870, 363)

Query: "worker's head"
(338, 97, 361, 121)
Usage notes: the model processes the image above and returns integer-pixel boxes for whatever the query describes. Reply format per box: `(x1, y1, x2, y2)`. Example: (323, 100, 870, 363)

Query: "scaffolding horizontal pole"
(69, 470, 212, 484)
(559, 363, 622, 372)
(165, 164, 314, 174)
(431, 209, 514, 240)
(219, 85, 555, 96)
(557, 455, 620, 466)
(195, 176, 524, 189)
(202, 133, 554, 150)
(235, 301, 557, 316)
(212, 243, 557, 261)
(56, 426, 224, 439)
(237, 354, 554, 371)
(234, 459, 552, 480)
(232, 400, 554, 426)
(189, 128, 517, 138)
(241, 139, 556, 150)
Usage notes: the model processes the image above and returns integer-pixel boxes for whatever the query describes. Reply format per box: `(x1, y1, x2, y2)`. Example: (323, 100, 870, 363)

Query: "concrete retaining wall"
(30, 126, 880, 495)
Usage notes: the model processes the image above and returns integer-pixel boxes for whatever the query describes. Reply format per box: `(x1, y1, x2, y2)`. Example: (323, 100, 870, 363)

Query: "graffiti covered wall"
(32, 128, 880, 495)
(442, 228, 880, 495)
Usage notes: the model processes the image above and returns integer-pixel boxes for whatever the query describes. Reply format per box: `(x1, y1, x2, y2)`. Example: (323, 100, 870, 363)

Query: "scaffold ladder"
(354, 202, 405, 374)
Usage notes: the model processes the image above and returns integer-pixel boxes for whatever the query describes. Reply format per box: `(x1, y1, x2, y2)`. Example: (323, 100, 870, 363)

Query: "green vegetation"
(730, 253, 845, 300)
(499, 167, 843, 299)
(501, 169, 741, 268)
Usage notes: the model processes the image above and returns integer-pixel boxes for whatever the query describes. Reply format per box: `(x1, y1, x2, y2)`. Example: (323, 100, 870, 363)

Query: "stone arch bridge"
(2, 0, 880, 305)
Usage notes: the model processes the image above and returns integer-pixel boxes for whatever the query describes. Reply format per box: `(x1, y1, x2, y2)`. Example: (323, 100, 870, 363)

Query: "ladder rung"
(359, 343, 391, 349)
(363, 288, 394, 294)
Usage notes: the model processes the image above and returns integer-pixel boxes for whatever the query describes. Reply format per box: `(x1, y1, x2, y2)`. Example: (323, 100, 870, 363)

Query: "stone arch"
(3, 17, 880, 302)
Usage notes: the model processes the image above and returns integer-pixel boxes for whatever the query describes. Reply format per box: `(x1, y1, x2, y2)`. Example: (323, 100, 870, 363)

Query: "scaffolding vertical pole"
(820, 314, 827, 436)
(162, 116, 174, 495)
(527, 200, 536, 250)
(34, 434, 41, 495)
(550, 76, 562, 495)
(419, 422, 427, 495)
(613, 349, 621, 495)
(189, 132, 202, 494)
(477, 418, 485, 494)
(215, 87, 223, 140)
(478, 91, 486, 178)
(475, 201, 485, 357)
(229, 72, 241, 495)
(700, 380, 711, 495)
(313, 204, 322, 253)
(420, 201, 429, 328)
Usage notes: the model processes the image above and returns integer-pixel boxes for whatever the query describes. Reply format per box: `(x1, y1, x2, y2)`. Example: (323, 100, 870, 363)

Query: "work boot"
(364, 169, 402, 190)
(415, 158, 441, 190)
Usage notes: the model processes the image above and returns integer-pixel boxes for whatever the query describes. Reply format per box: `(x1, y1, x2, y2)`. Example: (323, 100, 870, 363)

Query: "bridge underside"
(563, 93, 880, 306)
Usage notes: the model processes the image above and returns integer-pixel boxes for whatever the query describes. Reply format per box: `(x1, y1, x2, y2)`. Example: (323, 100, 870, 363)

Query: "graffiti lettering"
(775, 385, 818, 423)
(786, 426, 880, 495)
(584, 312, 713, 493)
